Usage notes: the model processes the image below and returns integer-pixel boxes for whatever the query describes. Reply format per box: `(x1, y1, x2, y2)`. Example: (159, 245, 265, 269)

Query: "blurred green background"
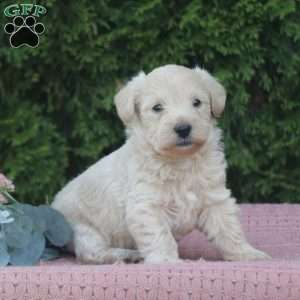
(0, 0, 299, 204)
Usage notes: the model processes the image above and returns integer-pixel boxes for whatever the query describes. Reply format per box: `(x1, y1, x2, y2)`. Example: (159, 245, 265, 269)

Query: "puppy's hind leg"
(198, 198, 271, 261)
(73, 224, 142, 264)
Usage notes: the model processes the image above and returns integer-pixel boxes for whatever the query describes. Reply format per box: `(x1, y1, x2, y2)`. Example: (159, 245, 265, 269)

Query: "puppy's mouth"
(176, 138, 193, 147)
(159, 136, 206, 157)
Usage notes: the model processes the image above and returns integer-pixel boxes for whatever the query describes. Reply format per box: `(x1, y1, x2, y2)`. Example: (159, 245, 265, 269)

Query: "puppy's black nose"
(174, 123, 192, 138)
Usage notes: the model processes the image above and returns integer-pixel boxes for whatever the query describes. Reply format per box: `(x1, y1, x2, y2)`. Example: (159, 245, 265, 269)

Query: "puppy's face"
(115, 65, 226, 158)
(138, 68, 211, 157)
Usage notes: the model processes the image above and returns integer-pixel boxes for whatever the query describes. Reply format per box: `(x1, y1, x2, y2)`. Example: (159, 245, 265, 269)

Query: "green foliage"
(0, 0, 299, 203)
(0, 204, 72, 266)
(0, 238, 10, 266)
(9, 231, 45, 266)
(4, 214, 33, 248)
(38, 205, 73, 246)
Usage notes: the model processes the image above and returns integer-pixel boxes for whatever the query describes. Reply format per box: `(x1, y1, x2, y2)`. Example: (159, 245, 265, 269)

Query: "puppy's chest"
(160, 181, 202, 238)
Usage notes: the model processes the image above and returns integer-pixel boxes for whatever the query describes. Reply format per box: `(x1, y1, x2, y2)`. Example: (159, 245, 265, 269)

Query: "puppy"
(52, 65, 270, 264)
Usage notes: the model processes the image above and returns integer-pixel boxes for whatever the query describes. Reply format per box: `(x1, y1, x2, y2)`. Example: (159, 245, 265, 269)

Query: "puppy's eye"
(152, 104, 163, 112)
(193, 98, 202, 108)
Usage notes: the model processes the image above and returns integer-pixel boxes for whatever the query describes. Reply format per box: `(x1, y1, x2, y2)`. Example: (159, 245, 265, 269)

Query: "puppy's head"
(114, 65, 226, 158)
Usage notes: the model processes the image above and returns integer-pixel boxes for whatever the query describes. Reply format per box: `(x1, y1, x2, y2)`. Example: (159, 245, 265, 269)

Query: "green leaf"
(38, 205, 73, 247)
(9, 231, 45, 266)
(41, 247, 61, 261)
(18, 204, 47, 233)
(0, 237, 10, 266)
(3, 214, 33, 248)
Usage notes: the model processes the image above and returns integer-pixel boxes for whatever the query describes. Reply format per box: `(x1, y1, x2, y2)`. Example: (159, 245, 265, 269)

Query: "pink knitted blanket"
(0, 204, 299, 300)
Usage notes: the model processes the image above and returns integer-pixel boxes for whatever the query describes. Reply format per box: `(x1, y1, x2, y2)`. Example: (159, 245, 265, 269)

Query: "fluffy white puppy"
(52, 65, 270, 264)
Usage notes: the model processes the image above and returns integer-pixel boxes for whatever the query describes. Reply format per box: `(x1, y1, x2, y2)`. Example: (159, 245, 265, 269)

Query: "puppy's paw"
(223, 245, 271, 261)
(144, 254, 182, 264)
(124, 250, 143, 263)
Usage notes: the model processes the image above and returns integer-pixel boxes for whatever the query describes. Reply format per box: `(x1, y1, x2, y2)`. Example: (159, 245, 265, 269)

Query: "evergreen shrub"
(0, 0, 299, 204)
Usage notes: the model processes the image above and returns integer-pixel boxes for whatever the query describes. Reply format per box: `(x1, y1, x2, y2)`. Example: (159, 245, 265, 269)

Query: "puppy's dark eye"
(152, 104, 163, 112)
(193, 98, 202, 107)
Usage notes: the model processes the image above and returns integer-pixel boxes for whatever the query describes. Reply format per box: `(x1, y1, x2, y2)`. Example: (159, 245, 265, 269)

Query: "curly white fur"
(52, 65, 270, 264)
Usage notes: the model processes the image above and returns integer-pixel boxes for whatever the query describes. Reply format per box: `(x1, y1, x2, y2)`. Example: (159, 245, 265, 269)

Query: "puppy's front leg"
(199, 198, 270, 261)
(126, 200, 180, 264)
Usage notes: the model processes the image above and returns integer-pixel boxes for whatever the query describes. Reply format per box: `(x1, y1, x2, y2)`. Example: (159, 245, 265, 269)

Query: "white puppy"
(52, 65, 270, 264)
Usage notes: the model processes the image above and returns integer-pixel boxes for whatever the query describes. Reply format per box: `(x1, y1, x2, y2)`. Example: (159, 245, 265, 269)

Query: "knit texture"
(1, 204, 300, 300)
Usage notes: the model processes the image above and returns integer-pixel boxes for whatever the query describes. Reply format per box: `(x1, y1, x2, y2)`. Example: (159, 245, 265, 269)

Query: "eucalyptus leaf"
(9, 231, 45, 266)
(38, 205, 72, 247)
(3, 214, 33, 248)
(0, 238, 9, 266)
(41, 247, 61, 261)
(18, 204, 47, 233)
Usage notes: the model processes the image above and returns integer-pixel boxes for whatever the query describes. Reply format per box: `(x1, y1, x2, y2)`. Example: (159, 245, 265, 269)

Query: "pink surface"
(1, 204, 300, 300)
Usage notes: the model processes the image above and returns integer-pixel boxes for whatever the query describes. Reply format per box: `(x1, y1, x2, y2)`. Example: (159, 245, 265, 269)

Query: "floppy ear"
(114, 72, 146, 126)
(194, 67, 226, 118)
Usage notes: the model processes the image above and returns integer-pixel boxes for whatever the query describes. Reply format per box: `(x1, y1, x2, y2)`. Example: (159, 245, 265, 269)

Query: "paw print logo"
(4, 16, 45, 48)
